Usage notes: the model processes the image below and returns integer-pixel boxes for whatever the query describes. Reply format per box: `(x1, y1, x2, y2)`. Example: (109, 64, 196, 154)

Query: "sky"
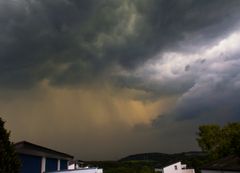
(1, 0, 240, 160)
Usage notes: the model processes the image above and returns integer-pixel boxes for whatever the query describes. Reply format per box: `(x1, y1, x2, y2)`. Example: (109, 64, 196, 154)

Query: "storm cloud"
(1, 0, 240, 88)
(1, 0, 240, 160)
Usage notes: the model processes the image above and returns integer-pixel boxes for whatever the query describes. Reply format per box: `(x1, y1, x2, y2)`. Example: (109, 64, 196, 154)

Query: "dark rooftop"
(202, 155, 240, 171)
(15, 141, 74, 160)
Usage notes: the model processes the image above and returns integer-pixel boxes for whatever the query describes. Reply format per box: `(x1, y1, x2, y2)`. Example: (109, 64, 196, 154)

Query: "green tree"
(0, 117, 20, 173)
(220, 123, 240, 156)
(197, 122, 240, 159)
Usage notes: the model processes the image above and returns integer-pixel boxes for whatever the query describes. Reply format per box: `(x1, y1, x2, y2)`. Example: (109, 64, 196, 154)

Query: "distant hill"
(119, 152, 170, 162)
(119, 151, 207, 168)
(86, 151, 207, 173)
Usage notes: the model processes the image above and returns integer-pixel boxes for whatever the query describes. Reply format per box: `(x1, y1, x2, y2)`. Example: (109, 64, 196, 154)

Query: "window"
(174, 165, 178, 170)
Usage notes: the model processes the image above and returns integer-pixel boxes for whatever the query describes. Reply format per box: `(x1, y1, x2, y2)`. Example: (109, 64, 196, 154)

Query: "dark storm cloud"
(1, 0, 240, 88)
(0, 0, 99, 88)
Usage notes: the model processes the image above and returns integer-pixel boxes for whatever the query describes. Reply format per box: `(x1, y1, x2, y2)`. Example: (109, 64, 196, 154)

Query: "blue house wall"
(19, 154, 42, 173)
(15, 141, 73, 173)
(19, 154, 69, 173)
(60, 160, 68, 170)
(46, 158, 58, 172)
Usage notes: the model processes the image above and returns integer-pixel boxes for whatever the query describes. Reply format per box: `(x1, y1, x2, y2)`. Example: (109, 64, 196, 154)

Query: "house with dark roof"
(15, 141, 74, 173)
(201, 155, 240, 173)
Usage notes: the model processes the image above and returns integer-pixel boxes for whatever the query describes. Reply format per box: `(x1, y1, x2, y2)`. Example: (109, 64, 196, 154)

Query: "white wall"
(155, 162, 195, 173)
(163, 162, 183, 173)
(68, 164, 75, 170)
